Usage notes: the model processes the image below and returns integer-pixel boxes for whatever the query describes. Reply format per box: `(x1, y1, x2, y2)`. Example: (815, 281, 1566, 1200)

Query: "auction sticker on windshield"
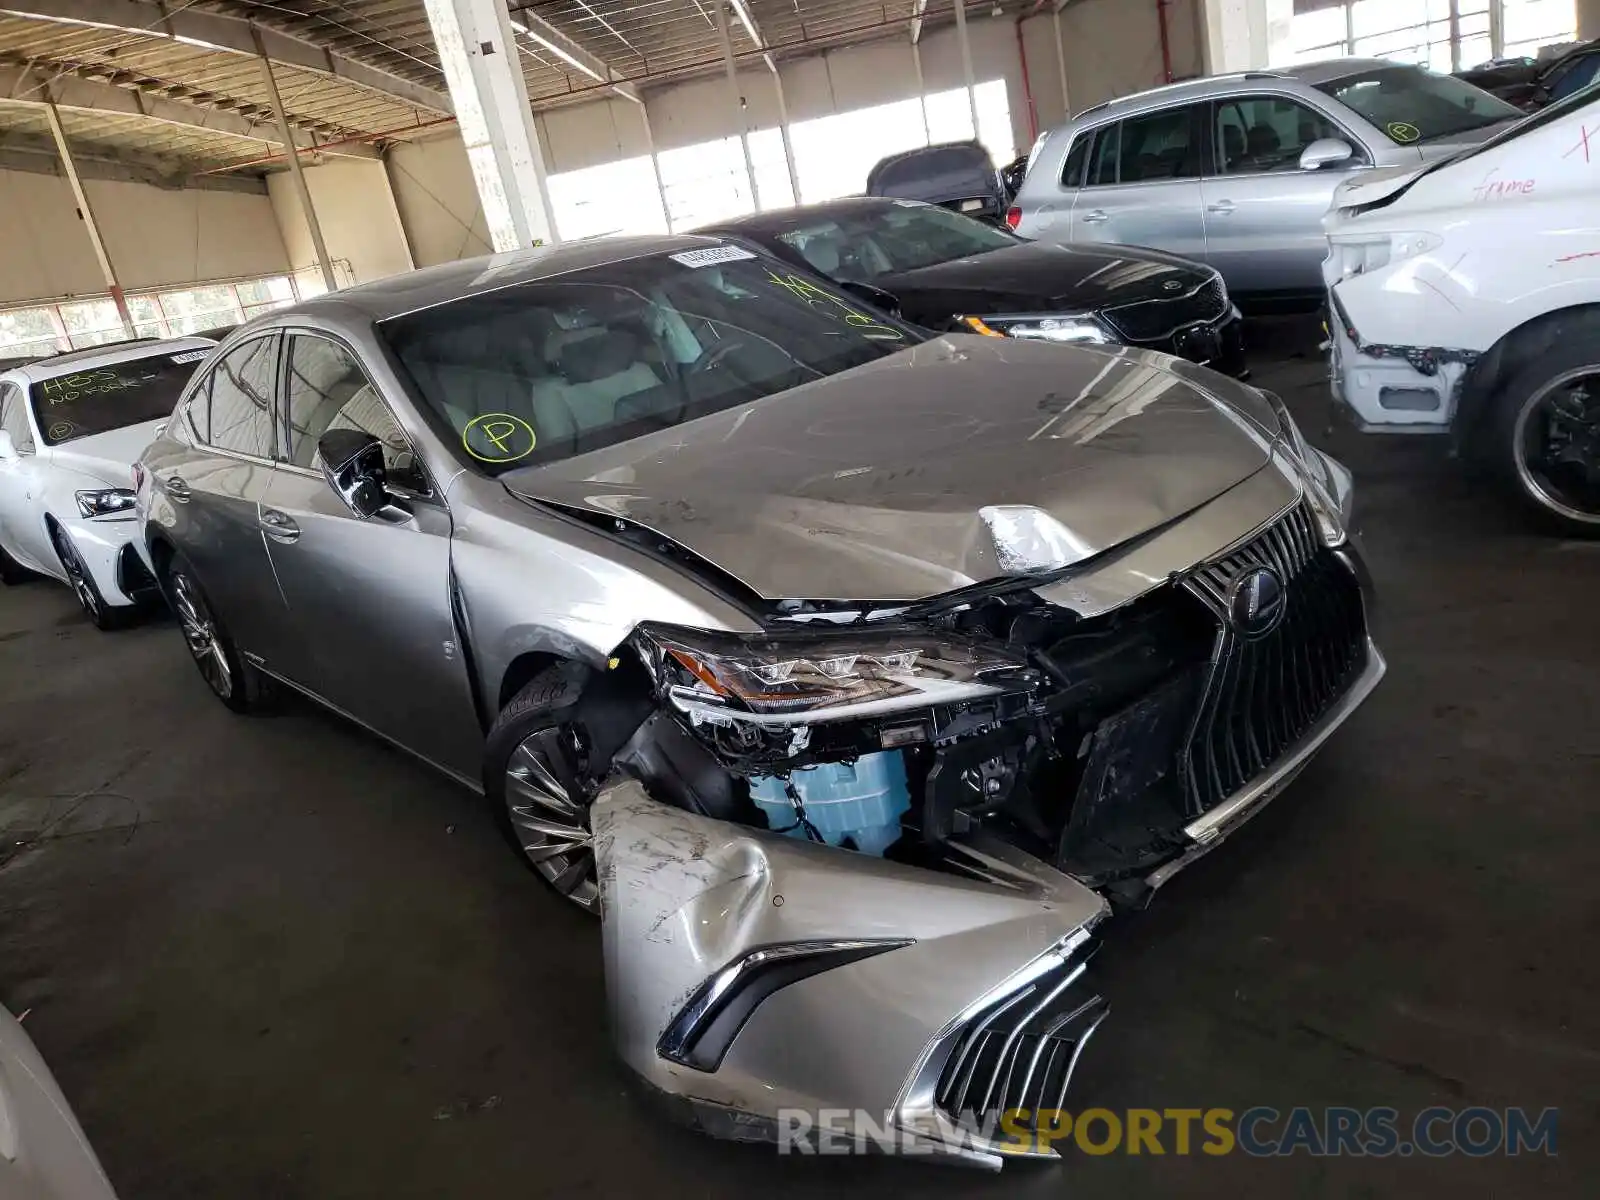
(669, 245, 757, 268)
(168, 350, 210, 364)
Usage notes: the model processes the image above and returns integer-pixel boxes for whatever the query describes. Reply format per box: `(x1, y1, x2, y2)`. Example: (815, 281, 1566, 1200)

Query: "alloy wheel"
(504, 725, 599, 914)
(53, 532, 101, 621)
(1513, 369, 1600, 526)
(170, 571, 234, 700)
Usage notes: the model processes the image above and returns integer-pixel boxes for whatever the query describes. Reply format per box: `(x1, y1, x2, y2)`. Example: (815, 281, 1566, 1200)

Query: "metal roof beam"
(0, 56, 379, 159)
(507, 8, 640, 102)
(0, 0, 452, 114)
(727, 0, 778, 72)
(910, 0, 929, 44)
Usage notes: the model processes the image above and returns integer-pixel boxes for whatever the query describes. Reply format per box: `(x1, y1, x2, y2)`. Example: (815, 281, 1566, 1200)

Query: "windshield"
(380, 246, 924, 475)
(1316, 65, 1521, 143)
(773, 204, 1016, 284)
(28, 351, 206, 447)
(1392, 82, 1600, 187)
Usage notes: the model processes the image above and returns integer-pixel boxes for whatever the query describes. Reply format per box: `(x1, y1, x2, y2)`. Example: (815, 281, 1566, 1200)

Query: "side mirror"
(318, 427, 387, 518)
(1300, 138, 1355, 171)
(0, 431, 14, 461)
(838, 280, 903, 317)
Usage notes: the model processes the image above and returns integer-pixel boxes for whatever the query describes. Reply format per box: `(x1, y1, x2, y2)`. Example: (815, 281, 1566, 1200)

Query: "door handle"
(258, 509, 300, 543)
(164, 474, 191, 503)
(1080, 209, 1109, 224)
(1207, 200, 1237, 215)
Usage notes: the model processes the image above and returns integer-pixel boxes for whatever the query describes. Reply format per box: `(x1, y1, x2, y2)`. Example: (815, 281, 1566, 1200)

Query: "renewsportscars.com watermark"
(775, 1106, 1559, 1159)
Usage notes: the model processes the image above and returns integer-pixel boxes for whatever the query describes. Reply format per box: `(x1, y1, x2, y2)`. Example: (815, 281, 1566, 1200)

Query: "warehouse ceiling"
(0, 0, 1044, 183)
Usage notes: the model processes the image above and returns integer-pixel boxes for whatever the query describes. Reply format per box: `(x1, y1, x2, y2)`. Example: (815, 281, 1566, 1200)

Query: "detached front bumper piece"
(593, 779, 1110, 1168)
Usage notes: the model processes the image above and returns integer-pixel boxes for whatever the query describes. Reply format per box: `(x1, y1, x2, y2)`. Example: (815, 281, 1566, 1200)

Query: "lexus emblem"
(1162, 279, 1184, 292)
(1227, 566, 1286, 639)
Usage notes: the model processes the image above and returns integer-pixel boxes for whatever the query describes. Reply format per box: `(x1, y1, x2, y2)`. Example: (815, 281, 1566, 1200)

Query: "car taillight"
(1005, 206, 1022, 230)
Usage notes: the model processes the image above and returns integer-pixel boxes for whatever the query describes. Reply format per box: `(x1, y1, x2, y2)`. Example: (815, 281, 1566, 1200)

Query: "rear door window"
(1085, 123, 1121, 187)
(1059, 134, 1090, 188)
(206, 335, 279, 459)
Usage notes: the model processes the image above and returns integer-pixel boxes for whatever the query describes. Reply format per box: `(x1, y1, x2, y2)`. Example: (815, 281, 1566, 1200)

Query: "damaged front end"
(591, 489, 1385, 1166)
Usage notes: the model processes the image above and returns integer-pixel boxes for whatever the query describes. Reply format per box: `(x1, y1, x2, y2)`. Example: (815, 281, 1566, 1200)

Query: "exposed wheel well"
(497, 651, 563, 712)
(1457, 303, 1600, 458)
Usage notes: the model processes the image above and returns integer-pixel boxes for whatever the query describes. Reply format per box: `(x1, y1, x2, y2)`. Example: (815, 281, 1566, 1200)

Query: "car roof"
(1067, 58, 1400, 122)
(4, 335, 215, 384)
(697, 196, 898, 238)
(279, 233, 729, 326)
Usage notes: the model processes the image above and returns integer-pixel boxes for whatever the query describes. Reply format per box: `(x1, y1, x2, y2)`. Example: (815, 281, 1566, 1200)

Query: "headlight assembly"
(633, 623, 1033, 725)
(75, 488, 137, 519)
(961, 313, 1116, 345)
(1259, 390, 1347, 547)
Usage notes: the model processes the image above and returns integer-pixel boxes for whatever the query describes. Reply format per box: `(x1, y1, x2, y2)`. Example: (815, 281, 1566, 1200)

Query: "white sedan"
(0, 1005, 119, 1199)
(0, 337, 213, 627)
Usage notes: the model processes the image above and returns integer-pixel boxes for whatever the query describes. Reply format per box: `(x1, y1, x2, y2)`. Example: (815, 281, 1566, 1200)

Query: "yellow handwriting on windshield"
(765, 271, 905, 341)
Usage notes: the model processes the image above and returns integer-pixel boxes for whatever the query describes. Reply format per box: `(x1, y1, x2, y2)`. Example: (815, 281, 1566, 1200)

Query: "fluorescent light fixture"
(509, 18, 603, 82)
(173, 33, 230, 51)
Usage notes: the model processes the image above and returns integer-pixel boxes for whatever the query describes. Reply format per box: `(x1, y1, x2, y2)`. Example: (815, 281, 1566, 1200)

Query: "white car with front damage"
(1324, 87, 1600, 533)
(0, 338, 214, 625)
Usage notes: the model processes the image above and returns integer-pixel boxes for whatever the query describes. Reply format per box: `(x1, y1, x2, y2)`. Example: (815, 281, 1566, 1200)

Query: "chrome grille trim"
(1178, 502, 1369, 819)
(1102, 275, 1229, 343)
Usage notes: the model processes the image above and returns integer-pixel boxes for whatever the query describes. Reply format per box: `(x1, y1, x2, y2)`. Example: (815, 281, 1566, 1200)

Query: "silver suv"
(1010, 59, 1522, 304)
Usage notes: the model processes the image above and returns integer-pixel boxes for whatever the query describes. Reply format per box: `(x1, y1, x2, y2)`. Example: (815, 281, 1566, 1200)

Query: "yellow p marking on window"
(462, 412, 537, 463)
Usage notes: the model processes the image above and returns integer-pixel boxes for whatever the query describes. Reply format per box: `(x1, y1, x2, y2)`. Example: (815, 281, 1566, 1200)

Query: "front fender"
(594, 778, 1110, 1166)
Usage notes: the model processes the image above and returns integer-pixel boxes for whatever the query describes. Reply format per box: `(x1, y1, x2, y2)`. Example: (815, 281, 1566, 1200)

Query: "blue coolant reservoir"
(748, 752, 911, 856)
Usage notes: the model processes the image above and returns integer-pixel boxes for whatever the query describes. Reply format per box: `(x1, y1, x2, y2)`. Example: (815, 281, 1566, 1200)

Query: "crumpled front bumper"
(593, 780, 1111, 1168)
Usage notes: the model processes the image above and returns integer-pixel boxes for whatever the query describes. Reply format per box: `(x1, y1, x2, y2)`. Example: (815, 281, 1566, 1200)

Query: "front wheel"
(50, 524, 128, 630)
(165, 558, 261, 713)
(0, 540, 34, 586)
(483, 665, 602, 915)
(1492, 349, 1600, 536)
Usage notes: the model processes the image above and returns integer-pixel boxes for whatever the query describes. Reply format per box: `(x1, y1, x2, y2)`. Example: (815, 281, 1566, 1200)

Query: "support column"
(1579, 0, 1600, 39)
(422, 0, 557, 251)
(911, 39, 932, 143)
(770, 67, 802, 206)
(640, 104, 671, 231)
(1199, 0, 1293, 74)
(44, 102, 134, 336)
(953, 0, 980, 140)
(1345, 0, 1357, 54)
(1052, 7, 1072, 122)
(713, 0, 760, 211)
(256, 44, 336, 293)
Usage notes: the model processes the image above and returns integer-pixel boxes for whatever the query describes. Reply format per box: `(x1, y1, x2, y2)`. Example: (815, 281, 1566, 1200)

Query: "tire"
(49, 523, 131, 630)
(1488, 334, 1600, 537)
(0, 540, 33, 586)
(483, 663, 601, 915)
(163, 555, 263, 713)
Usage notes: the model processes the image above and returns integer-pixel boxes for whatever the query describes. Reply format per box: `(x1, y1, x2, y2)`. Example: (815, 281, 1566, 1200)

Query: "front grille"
(934, 943, 1108, 1135)
(1102, 276, 1228, 342)
(1179, 503, 1368, 818)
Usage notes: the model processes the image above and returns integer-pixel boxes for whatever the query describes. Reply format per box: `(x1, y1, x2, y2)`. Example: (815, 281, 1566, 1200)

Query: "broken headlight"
(633, 623, 1033, 724)
(1261, 389, 1348, 547)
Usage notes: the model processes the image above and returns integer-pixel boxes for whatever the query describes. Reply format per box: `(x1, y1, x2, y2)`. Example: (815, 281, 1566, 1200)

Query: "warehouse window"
(1280, 0, 1574, 71)
(549, 155, 668, 239)
(0, 274, 297, 360)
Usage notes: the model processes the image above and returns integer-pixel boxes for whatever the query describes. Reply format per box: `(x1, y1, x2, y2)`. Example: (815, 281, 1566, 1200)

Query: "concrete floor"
(2, 343, 1597, 1198)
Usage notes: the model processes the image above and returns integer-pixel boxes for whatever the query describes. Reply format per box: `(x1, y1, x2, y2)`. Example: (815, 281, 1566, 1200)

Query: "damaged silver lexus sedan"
(135, 236, 1383, 1167)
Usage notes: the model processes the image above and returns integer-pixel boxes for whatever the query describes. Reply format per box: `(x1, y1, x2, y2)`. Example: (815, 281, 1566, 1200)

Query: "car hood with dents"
(875, 240, 1213, 317)
(503, 336, 1278, 603)
(45, 419, 170, 488)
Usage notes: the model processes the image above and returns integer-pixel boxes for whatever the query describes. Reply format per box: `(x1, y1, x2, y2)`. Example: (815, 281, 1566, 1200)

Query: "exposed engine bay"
(581, 500, 1372, 909)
